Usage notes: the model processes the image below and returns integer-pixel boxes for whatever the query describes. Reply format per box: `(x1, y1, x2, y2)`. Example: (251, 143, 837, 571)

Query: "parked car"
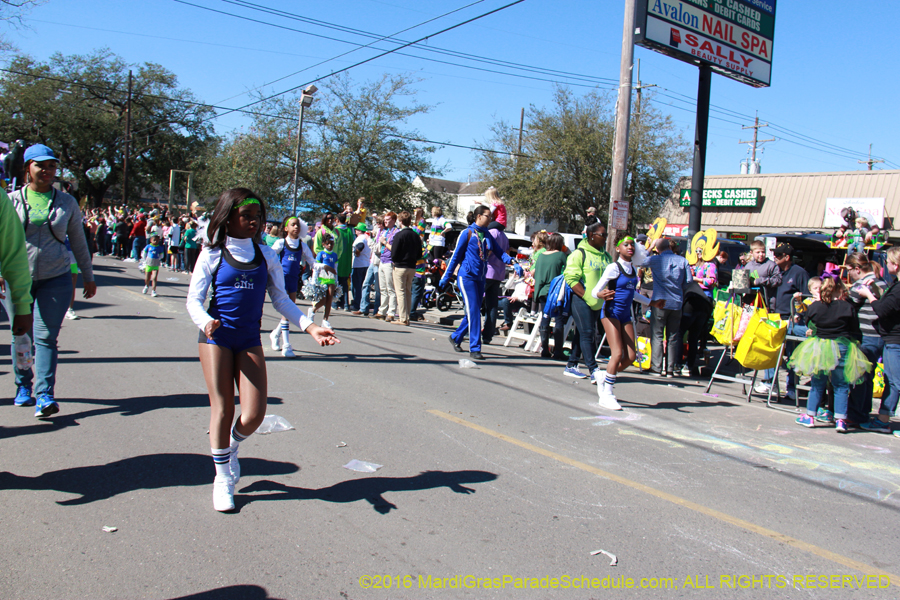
(756, 230, 892, 282)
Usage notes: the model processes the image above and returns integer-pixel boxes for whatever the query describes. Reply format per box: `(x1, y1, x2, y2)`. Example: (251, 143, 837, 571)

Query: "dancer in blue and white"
(440, 205, 521, 361)
(187, 188, 339, 512)
(591, 237, 661, 410)
(268, 217, 314, 357)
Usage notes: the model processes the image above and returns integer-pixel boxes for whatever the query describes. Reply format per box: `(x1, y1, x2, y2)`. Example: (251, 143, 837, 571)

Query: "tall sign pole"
(633, 0, 776, 243)
(687, 65, 711, 239)
(607, 0, 637, 255)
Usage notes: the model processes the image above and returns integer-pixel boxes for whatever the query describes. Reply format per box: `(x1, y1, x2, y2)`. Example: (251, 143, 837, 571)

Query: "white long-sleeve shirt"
(591, 259, 651, 304)
(186, 236, 313, 333)
(270, 236, 315, 269)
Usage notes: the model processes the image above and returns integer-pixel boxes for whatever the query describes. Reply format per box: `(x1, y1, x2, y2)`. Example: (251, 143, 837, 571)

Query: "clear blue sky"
(6, 0, 900, 183)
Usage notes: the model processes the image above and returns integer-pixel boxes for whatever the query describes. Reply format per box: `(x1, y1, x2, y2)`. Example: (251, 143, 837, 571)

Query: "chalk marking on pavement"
(429, 409, 900, 586)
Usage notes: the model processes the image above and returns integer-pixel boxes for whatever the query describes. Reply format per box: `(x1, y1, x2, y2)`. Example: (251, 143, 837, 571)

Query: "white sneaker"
(680, 365, 691, 377)
(142, 285, 149, 294)
(753, 382, 771, 394)
(307, 307, 315, 320)
(151, 290, 158, 297)
(281, 344, 296, 358)
(229, 447, 240, 485)
(65, 308, 80, 320)
(598, 389, 623, 411)
(322, 319, 332, 330)
(269, 328, 282, 351)
(212, 475, 235, 512)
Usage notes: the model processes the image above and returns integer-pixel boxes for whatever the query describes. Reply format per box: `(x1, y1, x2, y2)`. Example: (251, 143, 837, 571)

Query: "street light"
(291, 84, 317, 217)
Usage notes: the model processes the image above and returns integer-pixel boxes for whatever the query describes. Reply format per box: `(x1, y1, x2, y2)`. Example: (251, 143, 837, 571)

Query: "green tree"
(198, 73, 444, 218)
(476, 86, 691, 233)
(0, 49, 216, 207)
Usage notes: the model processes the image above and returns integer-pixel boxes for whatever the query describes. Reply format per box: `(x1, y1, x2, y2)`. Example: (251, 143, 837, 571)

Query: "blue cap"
(24, 144, 57, 163)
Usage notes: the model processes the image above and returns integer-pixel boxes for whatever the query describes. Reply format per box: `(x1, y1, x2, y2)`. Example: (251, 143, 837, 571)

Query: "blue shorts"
(602, 304, 632, 324)
(284, 275, 299, 295)
(199, 326, 261, 354)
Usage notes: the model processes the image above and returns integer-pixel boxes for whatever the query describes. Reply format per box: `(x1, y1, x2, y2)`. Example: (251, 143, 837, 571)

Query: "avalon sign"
(635, 0, 776, 87)
(679, 188, 760, 207)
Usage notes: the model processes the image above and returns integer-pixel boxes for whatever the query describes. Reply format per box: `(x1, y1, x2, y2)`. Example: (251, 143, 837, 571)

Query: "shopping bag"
(873, 360, 885, 398)
(633, 336, 651, 369)
(735, 310, 787, 371)
(711, 299, 742, 346)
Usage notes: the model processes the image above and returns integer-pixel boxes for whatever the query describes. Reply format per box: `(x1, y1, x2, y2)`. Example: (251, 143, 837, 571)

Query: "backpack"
(542, 248, 586, 320)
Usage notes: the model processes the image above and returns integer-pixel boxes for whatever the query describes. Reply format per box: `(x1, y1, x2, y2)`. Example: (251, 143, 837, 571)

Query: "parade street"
(1, 256, 898, 600)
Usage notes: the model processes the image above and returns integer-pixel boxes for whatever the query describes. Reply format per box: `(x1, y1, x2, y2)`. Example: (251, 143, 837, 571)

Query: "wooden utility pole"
(607, 0, 636, 254)
(859, 144, 884, 170)
(516, 107, 525, 164)
(739, 111, 775, 172)
(123, 70, 132, 205)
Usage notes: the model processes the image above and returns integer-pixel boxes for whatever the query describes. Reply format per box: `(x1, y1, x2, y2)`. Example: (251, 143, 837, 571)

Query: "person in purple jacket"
(481, 220, 510, 345)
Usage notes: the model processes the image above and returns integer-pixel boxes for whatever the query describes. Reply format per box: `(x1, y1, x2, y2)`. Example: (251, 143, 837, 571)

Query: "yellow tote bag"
(735, 310, 787, 371)
(711, 299, 742, 346)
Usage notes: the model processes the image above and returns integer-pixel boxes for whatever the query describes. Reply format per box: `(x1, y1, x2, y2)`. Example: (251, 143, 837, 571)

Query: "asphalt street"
(1, 255, 899, 600)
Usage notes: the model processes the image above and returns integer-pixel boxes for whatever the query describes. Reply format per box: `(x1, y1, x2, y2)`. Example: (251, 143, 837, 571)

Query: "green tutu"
(788, 337, 872, 386)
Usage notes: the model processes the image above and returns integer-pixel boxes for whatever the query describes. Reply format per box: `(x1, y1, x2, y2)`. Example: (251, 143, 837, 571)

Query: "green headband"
(235, 198, 260, 208)
(616, 236, 635, 248)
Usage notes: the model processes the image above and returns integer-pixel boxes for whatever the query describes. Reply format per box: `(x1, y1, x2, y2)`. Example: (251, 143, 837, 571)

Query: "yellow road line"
(428, 409, 899, 586)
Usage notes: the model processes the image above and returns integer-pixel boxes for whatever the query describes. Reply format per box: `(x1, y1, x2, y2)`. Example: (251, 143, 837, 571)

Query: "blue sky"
(6, 0, 900, 183)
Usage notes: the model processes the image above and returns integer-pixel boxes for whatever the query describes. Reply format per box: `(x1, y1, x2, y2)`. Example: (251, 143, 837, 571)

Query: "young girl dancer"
(591, 237, 661, 410)
(789, 276, 871, 433)
(269, 217, 314, 357)
(186, 188, 339, 512)
(310, 234, 338, 330)
(141, 232, 165, 297)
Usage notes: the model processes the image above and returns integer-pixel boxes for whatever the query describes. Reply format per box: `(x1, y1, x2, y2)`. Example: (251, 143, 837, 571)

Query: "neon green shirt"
(25, 188, 53, 227)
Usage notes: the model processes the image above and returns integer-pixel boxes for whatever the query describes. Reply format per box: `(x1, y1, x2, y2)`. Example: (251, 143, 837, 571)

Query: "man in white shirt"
(428, 206, 452, 261)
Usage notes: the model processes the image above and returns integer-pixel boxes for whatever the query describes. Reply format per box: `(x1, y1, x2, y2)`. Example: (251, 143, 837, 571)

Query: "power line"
(175, 0, 529, 126)
(209, 0, 491, 104)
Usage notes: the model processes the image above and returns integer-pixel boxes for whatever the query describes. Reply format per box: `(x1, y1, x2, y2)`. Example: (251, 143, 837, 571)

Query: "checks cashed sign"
(635, 0, 776, 87)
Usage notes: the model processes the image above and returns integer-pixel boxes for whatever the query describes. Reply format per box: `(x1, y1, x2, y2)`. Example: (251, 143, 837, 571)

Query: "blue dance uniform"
(279, 240, 303, 294)
(199, 243, 269, 353)
(600, 261, 638, 323)
(441, 224, 513, 353)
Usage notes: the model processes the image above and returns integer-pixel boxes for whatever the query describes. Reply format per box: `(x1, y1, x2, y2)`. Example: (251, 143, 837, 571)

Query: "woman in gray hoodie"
(5, 144, 97, 417)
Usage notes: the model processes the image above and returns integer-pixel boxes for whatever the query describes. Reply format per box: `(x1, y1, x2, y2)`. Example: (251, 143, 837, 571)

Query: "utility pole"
(515, 107, 525, 165)
(123, 70, 132, 206)
(739, 111, 774, 173)
(858, 144, 884, 171)
(607, 0, 636, 255)
(632, 59, 656, 127)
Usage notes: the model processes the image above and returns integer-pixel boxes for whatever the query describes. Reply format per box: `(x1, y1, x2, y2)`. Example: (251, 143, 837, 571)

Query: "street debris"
(256, 415, 294, 434)
(343, 459, 382, 473)
(458, 359, 478, 369)
(337, 442, 347, 448)
(102, 526, 118, 533)
(590, 549, 617, 566)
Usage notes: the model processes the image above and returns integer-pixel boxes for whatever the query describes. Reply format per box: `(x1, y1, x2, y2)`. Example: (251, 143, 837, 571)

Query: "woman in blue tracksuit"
(440, 206, 520, 361)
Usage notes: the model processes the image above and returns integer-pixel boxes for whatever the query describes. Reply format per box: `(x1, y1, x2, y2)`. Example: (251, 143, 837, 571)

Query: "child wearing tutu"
(790, 276, 872, 433)
(309, 234, 338, 330)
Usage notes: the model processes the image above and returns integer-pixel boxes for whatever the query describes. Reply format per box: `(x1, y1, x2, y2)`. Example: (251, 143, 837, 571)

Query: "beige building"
(659, 170, 900, 241)
(412, 176, 558, 236)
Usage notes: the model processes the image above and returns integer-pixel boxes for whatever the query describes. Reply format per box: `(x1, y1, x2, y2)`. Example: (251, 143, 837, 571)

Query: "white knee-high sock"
(211, 447, 231, 478)
(230, 423, 249, 451)
(280, 318, 290, 347)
